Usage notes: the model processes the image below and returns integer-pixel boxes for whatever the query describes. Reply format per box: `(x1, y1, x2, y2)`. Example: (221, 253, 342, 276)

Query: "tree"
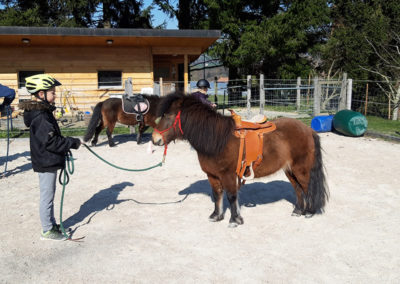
(99, 0, 152, 28)
(0, 0, 153, 28)
(153, 0, 208, 29)
(361, 33, 400, 120)
(321, 0, 400, 79)
(203, 0, 331, 79)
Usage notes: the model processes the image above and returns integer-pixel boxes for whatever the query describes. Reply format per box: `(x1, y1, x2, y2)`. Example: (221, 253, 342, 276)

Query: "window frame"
(97, 70, 123, 89)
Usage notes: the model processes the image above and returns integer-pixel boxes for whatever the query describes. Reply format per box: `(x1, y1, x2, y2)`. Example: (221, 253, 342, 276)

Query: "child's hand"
(80, 139, 86, 147)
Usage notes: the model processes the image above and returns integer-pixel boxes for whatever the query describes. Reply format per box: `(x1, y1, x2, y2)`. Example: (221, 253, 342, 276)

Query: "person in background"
(0, 83, 16, 116)
(19, 74, 81, 241)
(191, 79, 217, 108)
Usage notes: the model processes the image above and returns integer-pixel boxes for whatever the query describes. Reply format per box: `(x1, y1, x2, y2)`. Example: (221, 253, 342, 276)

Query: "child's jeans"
(38, 171, 58, 232)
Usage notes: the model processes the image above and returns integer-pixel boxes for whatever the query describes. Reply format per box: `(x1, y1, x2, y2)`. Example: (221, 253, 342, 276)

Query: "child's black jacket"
(19, 101, 80, 172)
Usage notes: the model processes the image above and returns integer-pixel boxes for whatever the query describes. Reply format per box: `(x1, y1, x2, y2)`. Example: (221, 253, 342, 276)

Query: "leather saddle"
(122, 93, 150, 121)
(229, 109, 276, 181)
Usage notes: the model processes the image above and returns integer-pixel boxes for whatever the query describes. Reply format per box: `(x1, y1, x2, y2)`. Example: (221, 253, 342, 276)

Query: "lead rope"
(82, 143, 166, 170)
(58, 151, 85, 241)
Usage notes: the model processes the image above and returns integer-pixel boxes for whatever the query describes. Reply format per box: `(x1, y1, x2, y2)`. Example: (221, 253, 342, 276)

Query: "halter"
(153, 111, 184, 162)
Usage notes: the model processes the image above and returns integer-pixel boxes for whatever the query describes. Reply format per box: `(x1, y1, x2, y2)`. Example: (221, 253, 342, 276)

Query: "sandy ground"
(0, 132, 399, 283)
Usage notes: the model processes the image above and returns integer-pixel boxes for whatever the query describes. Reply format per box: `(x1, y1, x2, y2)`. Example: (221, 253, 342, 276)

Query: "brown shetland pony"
(84, 95, 160, 146)
(152, 92, 329, 227)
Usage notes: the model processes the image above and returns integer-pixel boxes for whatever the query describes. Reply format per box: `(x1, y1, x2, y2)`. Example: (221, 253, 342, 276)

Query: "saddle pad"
(122, 94, 149, 115)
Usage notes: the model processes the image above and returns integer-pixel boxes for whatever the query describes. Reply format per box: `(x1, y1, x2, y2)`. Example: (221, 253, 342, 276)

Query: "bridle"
(153, 111, 184, 163)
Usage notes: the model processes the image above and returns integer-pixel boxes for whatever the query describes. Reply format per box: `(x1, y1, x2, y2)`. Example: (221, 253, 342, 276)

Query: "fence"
(154, 75, 350, 119)
(352, 80, 400, 120)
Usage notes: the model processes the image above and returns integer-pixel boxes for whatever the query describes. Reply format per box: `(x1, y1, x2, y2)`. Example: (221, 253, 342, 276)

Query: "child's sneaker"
(40, 227, 66, 241)
(53, 224, 71, 234)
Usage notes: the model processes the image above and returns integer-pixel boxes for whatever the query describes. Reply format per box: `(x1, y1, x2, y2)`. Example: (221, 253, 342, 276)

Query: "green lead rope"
(59, 150, 75, 240)
(83, 144, 163, 171)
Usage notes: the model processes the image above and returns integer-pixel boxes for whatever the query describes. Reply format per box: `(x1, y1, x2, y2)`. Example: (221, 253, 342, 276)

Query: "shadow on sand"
(63, 181, 134, 232)
(1, 151, 32, 177)
(93, 133, 152, 147)
(178, 179, 296, 212)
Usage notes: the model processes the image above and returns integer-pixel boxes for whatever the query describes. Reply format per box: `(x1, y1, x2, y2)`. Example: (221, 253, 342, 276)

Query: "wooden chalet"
(0, 26, 220, 113)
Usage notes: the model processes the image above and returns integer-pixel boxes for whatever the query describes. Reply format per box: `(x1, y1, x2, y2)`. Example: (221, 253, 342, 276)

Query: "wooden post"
(364, 83, 369, 116)
(184, 54, 188, 93)
(296, 76, 301, 112)
(307, 74, 311, 105)
(247, 75, 252, 119)
(214, 76, 218, 105)
(259, 74, 265, 114)
(346, 78, 353, 110)
(160, 77, 164, 97)
(124, 77, 133, 96)
(339, 72, 347, 110)
(313, 77, 321, 116)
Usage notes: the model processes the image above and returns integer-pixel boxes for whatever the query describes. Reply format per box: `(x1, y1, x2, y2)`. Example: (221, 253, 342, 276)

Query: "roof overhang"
(0, 26, 221, 55)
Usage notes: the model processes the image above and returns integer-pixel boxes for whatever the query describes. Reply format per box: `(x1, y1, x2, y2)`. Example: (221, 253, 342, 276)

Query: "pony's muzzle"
(152, 132, 164, 146)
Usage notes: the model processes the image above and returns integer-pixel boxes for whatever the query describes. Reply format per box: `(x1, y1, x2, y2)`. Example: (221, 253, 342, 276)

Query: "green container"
(333, 110, 368, 137)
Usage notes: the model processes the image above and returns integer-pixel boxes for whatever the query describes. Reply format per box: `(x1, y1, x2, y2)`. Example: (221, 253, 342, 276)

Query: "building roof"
(190, 53, 224, 71)
(0, 26, 220, 52)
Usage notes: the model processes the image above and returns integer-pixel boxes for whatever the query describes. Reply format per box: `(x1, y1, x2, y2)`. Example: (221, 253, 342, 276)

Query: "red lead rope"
(153, 111, 184, 163)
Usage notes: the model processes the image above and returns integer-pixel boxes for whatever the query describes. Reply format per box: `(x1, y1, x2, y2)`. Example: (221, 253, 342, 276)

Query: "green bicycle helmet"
(25, 74, 61, 94)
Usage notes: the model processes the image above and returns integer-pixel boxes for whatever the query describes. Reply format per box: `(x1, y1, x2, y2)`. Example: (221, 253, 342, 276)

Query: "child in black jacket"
(19, 74, 81, 241)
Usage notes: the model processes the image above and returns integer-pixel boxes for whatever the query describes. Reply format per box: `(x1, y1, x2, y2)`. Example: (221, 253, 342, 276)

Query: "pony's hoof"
(291, 208, 303, 217)
(109, 143, 116, 147)
(229, 215, 244, 226)
(209, 212, 224, 222)
(228, 222, 238, 228)
(304, 211, 315, 218)
(91, 141, 97, 147)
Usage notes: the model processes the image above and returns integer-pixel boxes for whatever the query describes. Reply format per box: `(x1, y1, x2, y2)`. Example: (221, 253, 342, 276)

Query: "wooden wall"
(0, 46, 154, 113)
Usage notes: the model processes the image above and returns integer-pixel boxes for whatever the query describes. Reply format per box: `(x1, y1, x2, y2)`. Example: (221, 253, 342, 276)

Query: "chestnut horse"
(84, 95, 160, 146)
(152, 92, 329, 227)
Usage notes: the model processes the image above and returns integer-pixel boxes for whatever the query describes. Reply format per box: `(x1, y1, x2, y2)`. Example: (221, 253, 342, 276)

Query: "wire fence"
(352, 80, 400, 120)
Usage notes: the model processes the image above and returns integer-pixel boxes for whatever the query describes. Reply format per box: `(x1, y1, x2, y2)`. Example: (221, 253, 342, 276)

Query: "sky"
(143, 0, 179, 29)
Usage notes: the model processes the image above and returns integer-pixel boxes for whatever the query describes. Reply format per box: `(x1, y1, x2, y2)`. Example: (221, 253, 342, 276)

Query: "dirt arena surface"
(1, 132, 399, 283)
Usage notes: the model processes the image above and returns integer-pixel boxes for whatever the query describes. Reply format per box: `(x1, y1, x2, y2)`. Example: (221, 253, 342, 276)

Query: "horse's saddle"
(229, 109, 276, 181)
(121, 93, 150, 120)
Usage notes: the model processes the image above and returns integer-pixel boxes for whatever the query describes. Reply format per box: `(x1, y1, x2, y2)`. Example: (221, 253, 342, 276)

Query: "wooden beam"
(152, 46, 202, 55)
(184, 54, 188, 93)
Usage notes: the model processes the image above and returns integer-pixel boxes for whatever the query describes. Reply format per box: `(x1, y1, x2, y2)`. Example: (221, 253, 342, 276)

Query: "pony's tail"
(305, 132, 329, 214)
(83, 102, 103, 142)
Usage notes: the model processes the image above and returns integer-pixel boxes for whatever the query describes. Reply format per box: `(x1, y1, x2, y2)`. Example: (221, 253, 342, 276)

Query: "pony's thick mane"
(158, 92, 235, 156)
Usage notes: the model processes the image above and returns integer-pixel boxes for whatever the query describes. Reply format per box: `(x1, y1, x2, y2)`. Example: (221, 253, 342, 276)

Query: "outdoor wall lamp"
(106, 39, 113, 45)
(21, 38, 30, 44)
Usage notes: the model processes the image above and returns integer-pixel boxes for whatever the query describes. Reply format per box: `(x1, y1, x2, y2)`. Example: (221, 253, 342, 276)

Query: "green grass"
(365, 116, 400, 137)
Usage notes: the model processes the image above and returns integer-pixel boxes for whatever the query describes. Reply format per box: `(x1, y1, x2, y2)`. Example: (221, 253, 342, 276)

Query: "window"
(154, 66, 170, 80)
(98, 71, 122, 89)
(18, 71, 44, 88)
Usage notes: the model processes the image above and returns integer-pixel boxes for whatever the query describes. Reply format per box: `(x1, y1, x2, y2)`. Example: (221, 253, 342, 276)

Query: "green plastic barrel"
(333, 110, 368, 137)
